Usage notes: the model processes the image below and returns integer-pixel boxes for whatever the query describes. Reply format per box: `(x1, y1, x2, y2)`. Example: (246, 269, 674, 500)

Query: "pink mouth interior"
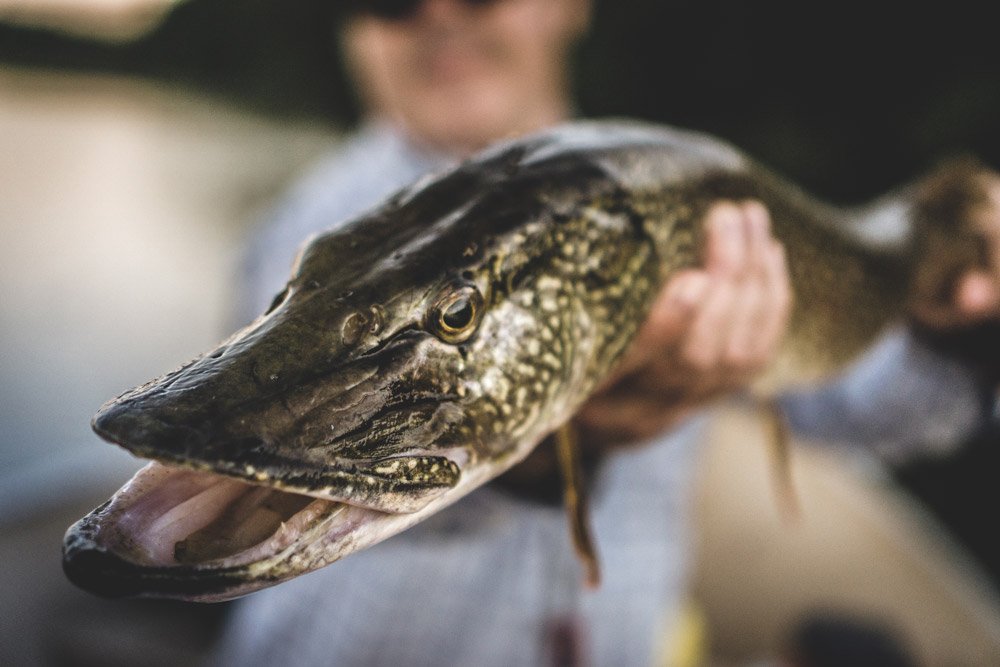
(102, 462, 345, 568)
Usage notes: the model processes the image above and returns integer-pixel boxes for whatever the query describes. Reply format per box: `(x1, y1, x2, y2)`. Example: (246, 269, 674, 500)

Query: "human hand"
(573, 200, 792, 450)
(911, 170, 1000, 330)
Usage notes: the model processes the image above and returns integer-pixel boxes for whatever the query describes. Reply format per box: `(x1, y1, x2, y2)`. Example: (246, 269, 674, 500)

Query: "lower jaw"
(63, 449, 490, 601)
(62, 462, 381, 600)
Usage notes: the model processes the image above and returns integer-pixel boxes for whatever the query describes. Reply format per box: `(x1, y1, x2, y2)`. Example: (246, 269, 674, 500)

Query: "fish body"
(63, 121, 980, 601)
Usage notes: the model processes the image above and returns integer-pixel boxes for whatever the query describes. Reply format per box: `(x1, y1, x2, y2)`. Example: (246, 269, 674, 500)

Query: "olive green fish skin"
(66, 121, 972, 600)
(85, 124, 727, 504)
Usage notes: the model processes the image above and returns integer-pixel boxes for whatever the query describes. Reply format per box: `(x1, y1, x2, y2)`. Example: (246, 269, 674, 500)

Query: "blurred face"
(342, 0, 590, 155)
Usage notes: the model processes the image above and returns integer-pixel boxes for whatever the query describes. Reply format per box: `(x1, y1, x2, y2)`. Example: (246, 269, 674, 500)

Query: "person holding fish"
(216, 1, 1000, 665)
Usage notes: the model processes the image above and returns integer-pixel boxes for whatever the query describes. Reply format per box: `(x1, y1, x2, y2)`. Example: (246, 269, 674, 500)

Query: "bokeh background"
(2, 1, 1000, 665)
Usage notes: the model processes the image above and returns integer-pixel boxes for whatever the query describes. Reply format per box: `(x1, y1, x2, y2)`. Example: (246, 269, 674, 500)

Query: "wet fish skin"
(63, 121, 987, 600)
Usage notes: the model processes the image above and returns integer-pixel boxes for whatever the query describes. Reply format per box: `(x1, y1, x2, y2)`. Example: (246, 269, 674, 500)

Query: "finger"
(742, 200, 773, 279)
(958, 176, 1000, 320)
(680, 275, 738, 372)
(750, 241, 793, 359)
(722, 202, 774, 365)
(723, 269, 766, 368)
(976, 180, 1000, 273)
(685, 202, 750, 367)
(704, 202, 748, 277)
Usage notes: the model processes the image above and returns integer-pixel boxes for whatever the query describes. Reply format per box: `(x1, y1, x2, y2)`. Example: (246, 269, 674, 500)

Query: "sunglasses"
(348, 0, 501, 21)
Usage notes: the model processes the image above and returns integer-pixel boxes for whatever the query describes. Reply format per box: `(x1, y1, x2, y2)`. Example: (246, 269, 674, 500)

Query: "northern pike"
(63, 121, 990, 601)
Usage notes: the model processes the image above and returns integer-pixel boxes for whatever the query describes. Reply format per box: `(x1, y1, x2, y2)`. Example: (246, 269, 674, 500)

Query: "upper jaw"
(91, 391, 469, 514)
(89, 329, 470, 513)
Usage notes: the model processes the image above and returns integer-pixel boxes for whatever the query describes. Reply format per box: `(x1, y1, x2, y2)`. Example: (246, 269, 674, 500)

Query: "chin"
(405, 90, 537, 154)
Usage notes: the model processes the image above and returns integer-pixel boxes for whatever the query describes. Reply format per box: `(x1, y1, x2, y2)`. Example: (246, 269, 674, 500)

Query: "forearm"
(778, 328, 995, 461)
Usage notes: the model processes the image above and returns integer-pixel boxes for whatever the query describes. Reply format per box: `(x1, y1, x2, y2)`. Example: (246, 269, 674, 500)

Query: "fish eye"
(430, 284, 483, 344)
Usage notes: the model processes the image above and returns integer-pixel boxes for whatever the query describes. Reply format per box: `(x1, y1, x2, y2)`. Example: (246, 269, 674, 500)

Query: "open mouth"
(62, 461, 392, 601)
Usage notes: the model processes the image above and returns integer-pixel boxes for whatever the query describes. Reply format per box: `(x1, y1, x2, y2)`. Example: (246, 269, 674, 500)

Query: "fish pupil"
(442, 298, 473, 330)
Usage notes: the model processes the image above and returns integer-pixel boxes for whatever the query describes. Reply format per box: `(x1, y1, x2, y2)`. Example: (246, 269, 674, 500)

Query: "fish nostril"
(341, 311, 368, 346)
(342, 305, 385, 347)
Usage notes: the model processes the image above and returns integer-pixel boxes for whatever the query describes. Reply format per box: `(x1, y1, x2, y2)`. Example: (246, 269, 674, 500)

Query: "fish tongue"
(141, 477, 250, 564)
(173, 487, 314, 564)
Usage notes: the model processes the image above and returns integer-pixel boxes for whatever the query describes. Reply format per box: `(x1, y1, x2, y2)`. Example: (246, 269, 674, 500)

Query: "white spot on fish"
(537, 276, 561, 291)
(373, 460, 401, 475)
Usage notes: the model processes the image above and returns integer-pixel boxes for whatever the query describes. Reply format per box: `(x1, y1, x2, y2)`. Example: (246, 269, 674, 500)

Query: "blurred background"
(2, 1, 1000, 665)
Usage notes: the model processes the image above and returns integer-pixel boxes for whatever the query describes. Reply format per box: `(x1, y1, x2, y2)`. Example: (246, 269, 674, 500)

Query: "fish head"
(63, 129, 651, 601)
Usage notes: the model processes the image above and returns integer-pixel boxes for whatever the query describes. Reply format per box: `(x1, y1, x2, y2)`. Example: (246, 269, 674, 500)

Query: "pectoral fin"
(555, 422, 601, 588)
(761, 398, 800, 521)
